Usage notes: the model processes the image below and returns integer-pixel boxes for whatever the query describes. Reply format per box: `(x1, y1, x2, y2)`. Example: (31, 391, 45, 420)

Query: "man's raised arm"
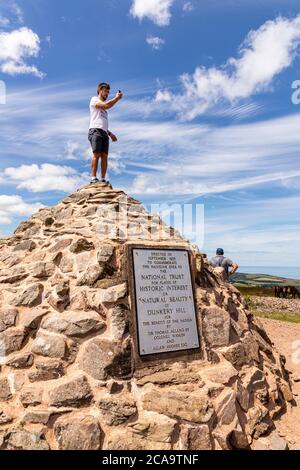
(95, 91, 123, 110)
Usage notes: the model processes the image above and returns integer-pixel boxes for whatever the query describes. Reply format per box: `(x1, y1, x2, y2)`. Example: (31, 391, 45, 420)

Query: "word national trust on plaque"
(131, 247, 200, 357)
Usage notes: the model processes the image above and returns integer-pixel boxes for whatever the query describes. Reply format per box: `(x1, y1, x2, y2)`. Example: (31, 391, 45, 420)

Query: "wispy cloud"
(146, 36, 165, 50)
(155, 14, 300, 119)
(182, 2, 194, 13)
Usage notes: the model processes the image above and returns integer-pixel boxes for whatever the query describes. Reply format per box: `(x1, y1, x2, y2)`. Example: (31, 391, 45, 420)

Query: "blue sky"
(1, 0, 300, 267)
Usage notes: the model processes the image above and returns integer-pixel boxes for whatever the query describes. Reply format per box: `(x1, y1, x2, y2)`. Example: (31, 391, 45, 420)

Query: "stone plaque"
(132, 248, 200, 356)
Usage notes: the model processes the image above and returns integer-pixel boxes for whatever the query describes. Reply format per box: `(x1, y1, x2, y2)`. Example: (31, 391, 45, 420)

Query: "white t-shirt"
(89, 96, 108, 131)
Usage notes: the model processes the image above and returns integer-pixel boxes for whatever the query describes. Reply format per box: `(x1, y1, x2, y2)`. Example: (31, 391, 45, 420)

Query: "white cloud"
(0, 194, 44, 225)
(2, 164, 89, 193)
(155, 14, 300, 119)
(146, 36, 165, 50)
(130, 0, 175, 26)
(0, 27, 45, 78)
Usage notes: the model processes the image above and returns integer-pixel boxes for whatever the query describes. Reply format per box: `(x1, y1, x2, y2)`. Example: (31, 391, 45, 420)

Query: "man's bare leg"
(91, 152, 101, 178)
(100, 152, 108, 180)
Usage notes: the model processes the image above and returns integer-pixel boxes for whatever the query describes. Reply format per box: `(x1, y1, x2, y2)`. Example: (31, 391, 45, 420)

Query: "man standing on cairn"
(88, 82, 123, 184)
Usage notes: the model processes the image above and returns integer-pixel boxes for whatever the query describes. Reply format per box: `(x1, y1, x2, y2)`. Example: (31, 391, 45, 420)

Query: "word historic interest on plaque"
(132, 248, 200, 356)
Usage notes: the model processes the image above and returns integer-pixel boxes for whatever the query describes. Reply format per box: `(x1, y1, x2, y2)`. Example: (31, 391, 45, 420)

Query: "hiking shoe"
(90, 177, 99, 184)
(100, 178, 109, 184)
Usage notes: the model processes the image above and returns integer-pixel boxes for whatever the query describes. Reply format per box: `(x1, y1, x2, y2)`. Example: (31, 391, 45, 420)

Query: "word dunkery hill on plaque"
(132, 248, 200, 356)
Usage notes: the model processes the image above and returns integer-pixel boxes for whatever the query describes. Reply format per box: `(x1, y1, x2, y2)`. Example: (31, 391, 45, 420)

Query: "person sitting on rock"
(209, 248, 239, 280)
(88, 82, 123, 184)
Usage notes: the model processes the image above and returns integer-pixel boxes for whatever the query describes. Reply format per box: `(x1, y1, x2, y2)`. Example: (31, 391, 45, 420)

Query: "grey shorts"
(88, 128, 109, 154)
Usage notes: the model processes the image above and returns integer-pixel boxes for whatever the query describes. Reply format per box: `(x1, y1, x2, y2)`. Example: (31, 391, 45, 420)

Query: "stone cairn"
(0, 183, 293, 450)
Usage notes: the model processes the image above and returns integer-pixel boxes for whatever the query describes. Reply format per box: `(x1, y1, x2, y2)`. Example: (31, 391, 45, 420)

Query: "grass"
(236, 286, 274, 297)
(253, 310, 300, 324)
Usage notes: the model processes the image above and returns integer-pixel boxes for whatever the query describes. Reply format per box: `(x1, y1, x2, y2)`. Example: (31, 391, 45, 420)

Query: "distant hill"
(231, 272, 300, 288)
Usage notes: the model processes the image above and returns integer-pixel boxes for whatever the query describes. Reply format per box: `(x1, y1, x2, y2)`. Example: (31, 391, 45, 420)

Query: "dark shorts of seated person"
(88, 128, 109, 154)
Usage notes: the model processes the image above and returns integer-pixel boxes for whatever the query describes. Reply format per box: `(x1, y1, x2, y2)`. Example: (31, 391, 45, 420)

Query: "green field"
(231, 272, 300, 323)
(231, 272, 300, 297)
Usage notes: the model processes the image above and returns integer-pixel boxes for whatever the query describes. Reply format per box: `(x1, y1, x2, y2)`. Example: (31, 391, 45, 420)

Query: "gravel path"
(260, 317, 300, 449)
(250, 296, 300, 314)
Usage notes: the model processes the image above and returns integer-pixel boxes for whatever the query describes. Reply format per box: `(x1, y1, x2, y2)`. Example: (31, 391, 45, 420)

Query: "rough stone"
(89, 283, 127, 305)
(0, 410, 13, 424)
(31, 262, 55, 279)
(180, 424, 212, 450)
(97, 245, 115, 264)
(32, 331, 66, 358)
(70, 239, 94, 254)
(47, 281, 70, 312)
(79, 337, 132, 380)
(41, 311, 105, 337)
(6, 352, 34, 369)
(0, 267, 28, 284)
(11, 283, 43, 307)
(0, 308, 18, 332)
(76, 264, 105, 286)
(215, 390, 237, 425)
(7, 430, 49, 450)
(28, 357, 64, 382)
(98, 396, 137, 425)
(48, 375, 93, 408)
(13, 240, 36, 252)
(22, 410, 51, 425)
(20, 386, 43, 407)
(54, 413, 102, 450)
(202, 306, 231, 348)
(19, 309, 47, 330)
(0, 377, 12, 401)
(0, 328, 25, 356)
(129, 414, 176, 444)
(142, 388, 214, 423)
(109, 304, 129, 340)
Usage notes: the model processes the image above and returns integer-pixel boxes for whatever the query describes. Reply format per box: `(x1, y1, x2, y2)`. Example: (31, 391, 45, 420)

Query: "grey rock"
(48, 375, 93, 408)
(0, 308, 18, 332)
(0, 377, 12, 401)
(70, 239, 94, 254)
(13, 240, 36, 252)
(6, 353, 34, 369)
(11, 283, 43, 307)
(28, 358, 64, 382)
(79, 337, 132, 380)
(22, 410, 51, 425)
(98, 397, 137, 426)
(0, 328, 25, 355)
(109, 304, 129, 340)
(97, 245, 115, 264)
(32, 331, 66, 358)
(202, 306, 231, 348)
(20, 386, 43, 407)
(0, 410, 13, 424)
(7, 430, 49, 450)
(76, 264, 104, 287)
(54, 413, 102, 450)
(41, 311, 105, 337)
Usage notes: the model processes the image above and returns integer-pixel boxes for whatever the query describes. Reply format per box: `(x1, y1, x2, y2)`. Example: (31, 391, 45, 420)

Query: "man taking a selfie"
(88, 83, 123, 184)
